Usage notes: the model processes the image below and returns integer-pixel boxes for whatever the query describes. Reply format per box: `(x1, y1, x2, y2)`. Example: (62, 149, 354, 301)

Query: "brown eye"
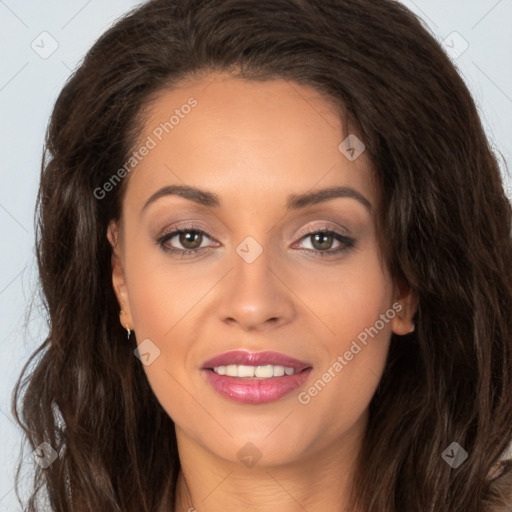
(310, 232, 335, 251)
(157, 227, 214, 256)
(294, 228, 355, 258)
(178, 231, 203, 249)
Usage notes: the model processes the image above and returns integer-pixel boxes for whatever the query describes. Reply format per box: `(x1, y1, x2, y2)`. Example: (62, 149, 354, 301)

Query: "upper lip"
(201, 350, 312, 371)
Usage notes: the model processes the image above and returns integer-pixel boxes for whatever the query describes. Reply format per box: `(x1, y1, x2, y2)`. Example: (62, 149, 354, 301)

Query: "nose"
(216, 241, 297, 332)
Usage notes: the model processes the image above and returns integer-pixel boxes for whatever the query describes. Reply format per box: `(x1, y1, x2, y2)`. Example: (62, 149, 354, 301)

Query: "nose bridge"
(216, 233, 295, 329)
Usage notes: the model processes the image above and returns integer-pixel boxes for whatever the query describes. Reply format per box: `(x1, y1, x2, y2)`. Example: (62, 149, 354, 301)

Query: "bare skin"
(108, 72, 416, 512)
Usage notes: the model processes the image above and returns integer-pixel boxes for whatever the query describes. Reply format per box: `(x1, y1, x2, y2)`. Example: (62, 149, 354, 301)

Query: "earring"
(120, 310, 131, 339)
(410, 322, 415, 333)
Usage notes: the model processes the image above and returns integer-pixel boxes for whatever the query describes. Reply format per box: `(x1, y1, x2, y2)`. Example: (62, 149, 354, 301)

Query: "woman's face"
(109, 73, 415, 467)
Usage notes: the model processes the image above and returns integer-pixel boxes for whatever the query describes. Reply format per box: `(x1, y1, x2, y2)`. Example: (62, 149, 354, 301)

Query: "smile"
(201, 350, 313, 404)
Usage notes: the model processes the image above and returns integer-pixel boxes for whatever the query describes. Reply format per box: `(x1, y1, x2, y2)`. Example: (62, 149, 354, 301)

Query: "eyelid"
(293, 222, 351, 240)
(158, 222, 216, 239)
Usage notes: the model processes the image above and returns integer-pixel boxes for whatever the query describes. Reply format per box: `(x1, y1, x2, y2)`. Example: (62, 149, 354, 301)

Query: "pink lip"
(201, 350, 312, 371)
(201, 350, 313, 404)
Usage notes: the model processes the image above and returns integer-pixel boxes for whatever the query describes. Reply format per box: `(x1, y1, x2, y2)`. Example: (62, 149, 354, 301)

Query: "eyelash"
(156, 225, 216, 258)
(156, 224, 355, 259)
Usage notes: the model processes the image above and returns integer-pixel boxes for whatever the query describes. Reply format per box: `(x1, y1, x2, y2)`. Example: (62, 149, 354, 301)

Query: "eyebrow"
(287, 186, 372, 212)
(141, 184, 372, 214)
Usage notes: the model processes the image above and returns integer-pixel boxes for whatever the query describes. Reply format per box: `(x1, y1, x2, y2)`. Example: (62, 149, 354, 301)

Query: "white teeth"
(237, 365, 255, 378)
(255, 365, 274, 378)
(273, 365, 285, 377)
(212, 364, 297, 378)
(226, 365, 238, 377)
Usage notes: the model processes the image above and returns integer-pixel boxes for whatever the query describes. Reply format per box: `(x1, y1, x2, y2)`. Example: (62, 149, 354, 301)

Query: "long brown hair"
(13, 0, 512, 510)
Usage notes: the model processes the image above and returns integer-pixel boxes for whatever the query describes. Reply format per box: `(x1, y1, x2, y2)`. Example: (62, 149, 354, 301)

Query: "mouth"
(200, 350, 313, 404)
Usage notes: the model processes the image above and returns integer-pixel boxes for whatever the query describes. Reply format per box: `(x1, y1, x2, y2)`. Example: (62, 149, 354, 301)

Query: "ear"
(390, 277, 417, 335)
(107, 220, 134, 331)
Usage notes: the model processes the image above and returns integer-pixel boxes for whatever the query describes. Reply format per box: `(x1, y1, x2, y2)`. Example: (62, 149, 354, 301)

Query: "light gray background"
(0, 1, 511, 510)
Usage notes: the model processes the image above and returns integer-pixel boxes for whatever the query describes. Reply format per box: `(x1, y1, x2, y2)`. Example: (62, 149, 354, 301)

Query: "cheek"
(122, 248, 207, 426)
(293, 251, 393, 426)
(123, 236, 206, 339)
(121, 239, 221, 405)
(291, 248, 393, 356)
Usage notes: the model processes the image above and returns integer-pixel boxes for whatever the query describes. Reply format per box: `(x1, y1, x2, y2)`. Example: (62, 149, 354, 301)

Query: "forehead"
(124, 73, 376, 214)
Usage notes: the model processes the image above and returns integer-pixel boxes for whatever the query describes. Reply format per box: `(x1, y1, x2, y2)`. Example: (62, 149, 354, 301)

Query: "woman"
(13, 0, 512, 510)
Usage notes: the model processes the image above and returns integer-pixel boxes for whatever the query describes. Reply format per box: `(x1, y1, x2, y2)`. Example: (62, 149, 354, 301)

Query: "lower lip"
(202, 368, 313, 404)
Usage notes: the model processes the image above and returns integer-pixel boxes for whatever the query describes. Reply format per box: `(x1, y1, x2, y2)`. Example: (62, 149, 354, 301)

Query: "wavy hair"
(13, 0, 512, 510)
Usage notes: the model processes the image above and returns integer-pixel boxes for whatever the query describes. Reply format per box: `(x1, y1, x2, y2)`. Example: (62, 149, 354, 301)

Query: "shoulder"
(484, 460, 512, 512)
